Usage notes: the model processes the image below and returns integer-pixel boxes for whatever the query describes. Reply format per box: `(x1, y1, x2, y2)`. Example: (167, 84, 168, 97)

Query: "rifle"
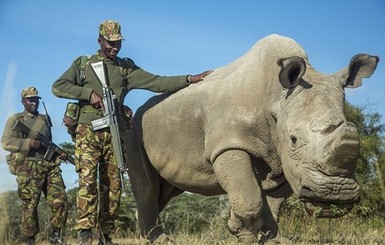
(91, 61, 127, 190)
(12, 120, 75, 165)
(42, 101, 53, 128)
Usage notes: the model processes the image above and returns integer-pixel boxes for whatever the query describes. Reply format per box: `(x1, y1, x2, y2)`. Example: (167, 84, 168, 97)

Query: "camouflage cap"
(99, 20, 124, 41)
(21, 87, 41, 99)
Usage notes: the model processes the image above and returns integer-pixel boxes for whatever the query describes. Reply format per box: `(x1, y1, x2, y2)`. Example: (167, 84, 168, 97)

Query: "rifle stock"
(12, 120, 75, 165)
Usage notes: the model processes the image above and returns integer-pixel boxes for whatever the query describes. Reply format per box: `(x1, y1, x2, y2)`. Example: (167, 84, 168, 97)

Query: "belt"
(81, 104, 126, 116)
(81, 104, 101, 114)
(26, 151, 44, 159)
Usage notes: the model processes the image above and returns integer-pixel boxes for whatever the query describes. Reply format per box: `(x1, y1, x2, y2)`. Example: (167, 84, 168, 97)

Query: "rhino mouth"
(301, 200, 354, 218)
(297, 174, 360, 218)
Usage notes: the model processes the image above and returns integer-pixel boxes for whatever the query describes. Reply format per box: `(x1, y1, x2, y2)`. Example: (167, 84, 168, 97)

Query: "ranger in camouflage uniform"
(52, 20, 212, 245)
(1, 87, 68, 245)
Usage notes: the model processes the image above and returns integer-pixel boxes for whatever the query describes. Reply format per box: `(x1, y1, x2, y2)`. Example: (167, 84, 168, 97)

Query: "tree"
(161, 193, 222, 234)
(345, 102, 385, 216)
(59, 142, 75, 156)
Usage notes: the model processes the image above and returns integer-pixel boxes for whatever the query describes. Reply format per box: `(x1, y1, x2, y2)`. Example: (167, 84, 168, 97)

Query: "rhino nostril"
(290, 135, 297, 145)
(323, 121, 344, 134)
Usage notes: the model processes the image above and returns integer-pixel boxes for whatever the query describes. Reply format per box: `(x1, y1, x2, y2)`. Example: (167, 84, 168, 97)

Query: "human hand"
(30, 139, 41, 149)
(90, 91, 105, 112)
(58, 153, 67, 161)
(187, 70, 214, 84)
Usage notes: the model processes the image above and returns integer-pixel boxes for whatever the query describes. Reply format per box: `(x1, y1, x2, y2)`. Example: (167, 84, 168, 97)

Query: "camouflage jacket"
(52, 51, 190, 125)
(1, 110, 51, 158)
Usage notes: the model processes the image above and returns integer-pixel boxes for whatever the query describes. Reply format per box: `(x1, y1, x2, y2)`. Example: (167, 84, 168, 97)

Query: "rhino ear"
(277, 56, 306, 89)
(333, 54, 379, 88)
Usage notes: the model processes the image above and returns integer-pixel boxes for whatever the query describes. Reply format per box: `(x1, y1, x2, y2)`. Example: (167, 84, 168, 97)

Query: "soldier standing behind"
(1, 87, 68, 245)
(52, 20, 212, 245)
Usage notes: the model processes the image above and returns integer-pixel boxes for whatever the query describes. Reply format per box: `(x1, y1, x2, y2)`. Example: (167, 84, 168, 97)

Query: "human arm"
(186, 70, 214, 84)
(128, 66, 214, 92)
(52, 57, 94, 101)
(1, 115, 34, 155)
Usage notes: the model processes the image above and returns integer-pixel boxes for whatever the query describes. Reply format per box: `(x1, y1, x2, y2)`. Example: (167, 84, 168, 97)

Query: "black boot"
(98, 233, 118, 245)
(78, 229, 92, 245)
(49, 227, 64, 244)
(25, 236, 35, 245)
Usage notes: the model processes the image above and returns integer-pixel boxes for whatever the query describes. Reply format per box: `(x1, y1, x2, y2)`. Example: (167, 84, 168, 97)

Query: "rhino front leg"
(213, 149, 264, 243)
(258, 181, 293, 244)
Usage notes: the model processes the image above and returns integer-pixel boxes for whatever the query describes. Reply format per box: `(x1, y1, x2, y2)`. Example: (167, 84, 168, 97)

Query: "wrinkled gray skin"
(124, 34, 379, 244)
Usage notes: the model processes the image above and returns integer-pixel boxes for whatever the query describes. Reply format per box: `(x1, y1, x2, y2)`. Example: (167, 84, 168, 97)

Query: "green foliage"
(0, 189, 77, 244)
(0, 191, 22, 243)
(59, 142, 75, 155)
(63, 181, 140, 239)
(160, 193, 223, 234)
(345, 103, 383, 178)
(344, 102, 385, 217)
(115, 181, 140, 238)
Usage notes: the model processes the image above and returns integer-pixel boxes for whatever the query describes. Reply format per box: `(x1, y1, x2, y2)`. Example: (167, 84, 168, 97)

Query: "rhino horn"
(322, 122, 360, 176)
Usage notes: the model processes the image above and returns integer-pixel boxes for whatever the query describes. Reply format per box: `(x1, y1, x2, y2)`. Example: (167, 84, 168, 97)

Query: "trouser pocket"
(16, 175, 31, 201)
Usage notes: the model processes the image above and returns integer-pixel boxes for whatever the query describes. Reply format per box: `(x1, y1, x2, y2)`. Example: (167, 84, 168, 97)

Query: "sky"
(1, 0, 384, 192)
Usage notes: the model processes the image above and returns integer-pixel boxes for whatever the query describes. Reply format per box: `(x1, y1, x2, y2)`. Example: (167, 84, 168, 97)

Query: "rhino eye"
(290, 135, 298, 145)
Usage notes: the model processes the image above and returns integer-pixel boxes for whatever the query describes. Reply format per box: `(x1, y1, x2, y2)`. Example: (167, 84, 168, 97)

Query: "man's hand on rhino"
(187, 70, 214, 84)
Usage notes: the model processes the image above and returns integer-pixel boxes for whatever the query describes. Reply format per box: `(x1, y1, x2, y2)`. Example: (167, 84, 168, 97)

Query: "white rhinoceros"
(124, 34, 379, 244)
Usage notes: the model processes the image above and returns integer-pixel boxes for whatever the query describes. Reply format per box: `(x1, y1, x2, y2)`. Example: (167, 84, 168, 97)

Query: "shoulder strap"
(14, 112, 25, 122)
(78, 55, 133, 83)
(116, 57, 136, 79)
(39, 114, 52, 129)
(78, 55, 92, 85)
(13, 112, 26, 138)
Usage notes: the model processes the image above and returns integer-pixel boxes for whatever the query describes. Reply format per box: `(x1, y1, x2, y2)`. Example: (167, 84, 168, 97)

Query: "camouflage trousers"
(16, 159, 68, 238)
(74, 123, 122, 235)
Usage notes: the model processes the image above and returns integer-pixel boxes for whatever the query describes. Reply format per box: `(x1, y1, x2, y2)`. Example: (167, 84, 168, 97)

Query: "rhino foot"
(238, 231, 258, 244)
(259, 233, 292, 245)
(228, 218, 258, 244)
(151, 233, 174, 244)
(146, 224, 166, 244)
(236, 231, 290, 245)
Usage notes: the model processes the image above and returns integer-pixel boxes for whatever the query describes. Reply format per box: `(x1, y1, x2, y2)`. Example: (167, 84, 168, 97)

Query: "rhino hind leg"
(125, 130, 167, 242)
(158, 182, 184, 212)
(144, 216, 164, 242)
(137, 179, 183, 242)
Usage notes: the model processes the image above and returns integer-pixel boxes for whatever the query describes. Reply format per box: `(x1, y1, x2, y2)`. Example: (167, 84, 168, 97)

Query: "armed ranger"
(91, 61, 127, 189)
(12, 120, 75, 165)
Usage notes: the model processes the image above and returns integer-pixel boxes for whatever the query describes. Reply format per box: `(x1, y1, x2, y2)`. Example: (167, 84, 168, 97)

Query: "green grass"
(2, 215, 384, 245)
(2, 190, 384, 245)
